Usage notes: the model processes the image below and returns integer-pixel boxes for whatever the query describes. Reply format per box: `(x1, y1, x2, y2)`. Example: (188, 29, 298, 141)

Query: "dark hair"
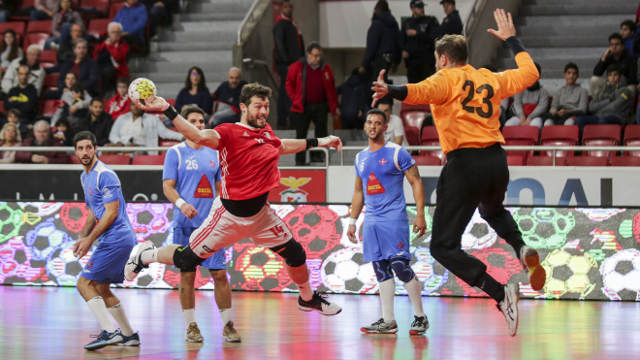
(70, 84, 84, 93)
(366, 108, 388, 124)
(184, 66, 209, 93)
(0, 30, 20, 64)
(606, 64, 622, 75)
(56, 118, 70, 128)
(435, 34, 467, 64)
(181, 104, 206, 119)
(564, 62, 579, 74)
(239, 83, 272, 106)
(621, 19, 636, 34)
(116, 77, 129, 86)
(90, 98, 103, 105)
(7, 108, 21, 117)
(73, 131, 97, 147)
(376, 96, 394, 109)
(534, 62, 542, 74)
(373, 0, 390, 19)
(306, 41, 322, 54)
(608, 32, 623, 43)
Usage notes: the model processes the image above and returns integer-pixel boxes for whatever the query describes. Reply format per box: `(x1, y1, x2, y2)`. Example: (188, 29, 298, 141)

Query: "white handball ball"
(128, 77, 157, 102)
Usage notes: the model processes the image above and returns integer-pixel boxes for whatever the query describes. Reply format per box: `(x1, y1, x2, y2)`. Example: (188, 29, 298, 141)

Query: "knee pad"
(270, 239, 306, 267)
(173, 246, 204, 273)
(390, 257, 415, 283)
(372, 259, 393, 282)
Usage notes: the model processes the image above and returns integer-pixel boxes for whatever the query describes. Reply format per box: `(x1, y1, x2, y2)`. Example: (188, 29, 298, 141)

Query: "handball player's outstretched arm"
(279, 136, 344, 155)
(134, 96, 220, 149)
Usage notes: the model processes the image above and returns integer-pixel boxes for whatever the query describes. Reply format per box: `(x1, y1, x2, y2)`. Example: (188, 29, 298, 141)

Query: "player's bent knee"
(390, 257, 415, 283)
(173, 246, 204, 273)
(270, 239, 306, 267)
(372, 259, 393, 282)
(210, 269, 228, 283)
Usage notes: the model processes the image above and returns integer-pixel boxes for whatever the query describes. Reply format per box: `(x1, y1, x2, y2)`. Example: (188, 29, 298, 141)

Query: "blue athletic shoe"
(118, 331, 140, 346)
(84, 330, 123, 350)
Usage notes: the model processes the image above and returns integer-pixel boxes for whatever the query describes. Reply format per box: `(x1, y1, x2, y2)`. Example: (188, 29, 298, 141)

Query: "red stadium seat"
(412, 154, 441, 166)
(43, 73, 60, 93)
(419, 125, 442, 160)
(0, 100, 4, 113)
(99, 154, 131, 165)
(87, 18, 110, 39)
(26, 20, 52, 34)
(526, 156, 555, 166)
(109, 2, 126, 19)
(540, 125, 579, 159)
(610, 156, 640, 166)
(565, 156, 608, 167)
(0, 22, 27, 38)
(507, 154, 525, 166)
(41, 99, 60, 117)
(167, 98, 176, 107)
(503, 125, 539, 163)
(582, 124, 621, 159)
(24, 33, 49, 50)
(623, 124, 640, 157)
(40, 49, 57, 68)
(132, 154, 165, 165)
(80, 0, 110, 15)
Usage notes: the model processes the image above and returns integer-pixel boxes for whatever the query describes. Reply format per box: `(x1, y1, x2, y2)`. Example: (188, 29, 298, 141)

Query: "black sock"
(478, 273, 505, 303)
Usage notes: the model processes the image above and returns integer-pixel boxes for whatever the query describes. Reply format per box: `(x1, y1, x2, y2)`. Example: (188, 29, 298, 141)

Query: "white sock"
(379, 278, 396, 322)
(219, 308, 232, 325)
(140, 248, 158, 264)
(183, 308, 196, 325)
(298, 281, 313, 301)
(404, 277, 425, 317)
(108, 303, 134, 336)
(87, 296, 116, 332)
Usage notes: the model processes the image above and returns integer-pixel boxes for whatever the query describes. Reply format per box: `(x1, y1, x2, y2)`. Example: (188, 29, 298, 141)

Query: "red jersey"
(213, 122, 282, 200)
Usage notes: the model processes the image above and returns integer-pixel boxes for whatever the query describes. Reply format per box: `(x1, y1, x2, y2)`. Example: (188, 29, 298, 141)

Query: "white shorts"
(188, 197, 293, 258)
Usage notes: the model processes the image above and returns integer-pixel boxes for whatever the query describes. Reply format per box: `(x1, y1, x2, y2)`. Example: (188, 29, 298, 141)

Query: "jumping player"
(162, 104, 240, 343)
(72, 131, 140, 350)
(371, 9, 546, 336)
(124, 83, 343, 315)
(347, 108, 428, 335)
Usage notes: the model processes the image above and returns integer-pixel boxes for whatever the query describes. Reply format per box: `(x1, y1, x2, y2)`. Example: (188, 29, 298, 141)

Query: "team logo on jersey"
(194, 175, 214, 198)
(243, 131, 250, 137)
(366, 172, 386, 195)
(280, 176, 311, 202)
(255, 138, 265, 144)
(209, 160, 216, 168)
(264, 132, 272, 140)
(378, 158, 388, 166)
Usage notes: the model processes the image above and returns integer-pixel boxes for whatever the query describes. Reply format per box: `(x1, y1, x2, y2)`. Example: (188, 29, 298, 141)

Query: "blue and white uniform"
(80, 160, 136, 283)
(355, 142, 416, 262)
(162, 142, 225, 270)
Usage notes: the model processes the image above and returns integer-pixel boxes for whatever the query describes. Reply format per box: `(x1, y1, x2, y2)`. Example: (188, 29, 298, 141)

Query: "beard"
(80, 154, 95, 166)
(246, 112, 267, 128)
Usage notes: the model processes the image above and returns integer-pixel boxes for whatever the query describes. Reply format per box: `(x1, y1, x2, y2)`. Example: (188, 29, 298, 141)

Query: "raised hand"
(318, 135, 343, 152)
(487, 8, 516, 41)
(134, 94, 170, 113)
(371, 69, 388, 107)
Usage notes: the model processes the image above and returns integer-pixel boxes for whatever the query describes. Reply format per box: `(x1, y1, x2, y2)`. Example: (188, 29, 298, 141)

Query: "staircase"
(501, 0, 637, 93)
(131, 0, 254, 98)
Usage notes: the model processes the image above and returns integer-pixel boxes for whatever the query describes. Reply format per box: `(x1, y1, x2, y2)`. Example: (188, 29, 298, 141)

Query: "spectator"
(52, 118, 73, 146)
(377, 97, 407, 146)
(337, 68, 368, 129)
(141, 0, 179, 39)
(505, 63, 549, 128)
(620, 19, 636, 55)
(45, 0, 83, 50)
(359, 0, 402, 86)
(437, 0, 463, 37)
(591, 33, 637, 95)
(108, 102, 182, 152)
(175, 66, 212, 115)
(105, 77, 131, 121)
(15, 120, 69, 164)
(211, 67, 247, 127)
(286, 42, 338, 165)
(2, 45, 44, 95)
(545, 63, 588, 126)
(77, 98, 113, 146)
(58, 39, 99, 95)
(401, 0, 439, 83)
(0, 2, 11, 22)
(1, 30, 23, 75)
(5, 64, 39, 129)
(57, 22, 95, 65)
(30, 0, 58, 20)
(51, 82, 92, 127)
(273, 0, 304, 128)
(575, 65, 633, 128)
(0, 122, 21, 163)
(94, 22, 130, 95)
(113, 0, 149, 49)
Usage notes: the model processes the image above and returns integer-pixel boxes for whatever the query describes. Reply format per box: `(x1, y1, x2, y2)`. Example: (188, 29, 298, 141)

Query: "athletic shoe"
(84, 330, 123, 350)
(497, 283, 519, 336)
(185, 322, 204, 343)
(118, 331, 140, 346)
(360, 318, 398, 334)
(124, 241, 154, 281)
(297, 291, 342, 316)
(520, 246, 546, 291)
(409, 315, 429, 335)
(222, 321, 241, 343)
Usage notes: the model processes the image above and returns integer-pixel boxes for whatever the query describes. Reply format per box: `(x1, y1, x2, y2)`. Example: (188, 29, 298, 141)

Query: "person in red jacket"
(94, 22, 130, 95)
(105, 78, 131, 121)
(285, 42, 338, 165)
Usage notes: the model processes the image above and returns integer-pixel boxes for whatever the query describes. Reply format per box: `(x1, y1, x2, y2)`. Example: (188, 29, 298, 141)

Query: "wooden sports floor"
(0, 286, 638, 360)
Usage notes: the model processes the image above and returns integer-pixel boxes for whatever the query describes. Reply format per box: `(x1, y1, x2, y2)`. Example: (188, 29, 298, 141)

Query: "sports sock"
(140, 247, 158, 264)
(107, 303, 134, 336)
(404, 277, 425, 317)
(478, 273, 505, 303)
(183, 308, 195, 326)
(87, 296, 117, 333)
(219, 308, 232, 325)
(298, 281, 313, 302)
(379, 278, 395, 322)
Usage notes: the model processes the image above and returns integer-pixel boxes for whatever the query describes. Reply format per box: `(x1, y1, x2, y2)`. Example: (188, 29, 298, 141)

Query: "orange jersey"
(405, 52, 539, 154)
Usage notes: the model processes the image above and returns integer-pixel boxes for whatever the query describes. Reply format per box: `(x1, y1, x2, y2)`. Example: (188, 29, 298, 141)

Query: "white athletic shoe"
(124, 241, 154, 281)
(497, 283, 519, 336)
(297, 291, 342, 316)
(520, 246, 546, 291)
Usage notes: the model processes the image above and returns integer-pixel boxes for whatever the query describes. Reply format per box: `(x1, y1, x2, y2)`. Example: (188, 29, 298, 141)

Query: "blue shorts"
(174, 226, 226, 270)
(81, 239, 135, 284)
(362, 220, 411, 262)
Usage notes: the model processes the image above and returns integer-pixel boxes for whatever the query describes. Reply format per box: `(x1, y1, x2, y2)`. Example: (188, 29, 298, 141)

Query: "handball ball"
(128, 77, 156, 102)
